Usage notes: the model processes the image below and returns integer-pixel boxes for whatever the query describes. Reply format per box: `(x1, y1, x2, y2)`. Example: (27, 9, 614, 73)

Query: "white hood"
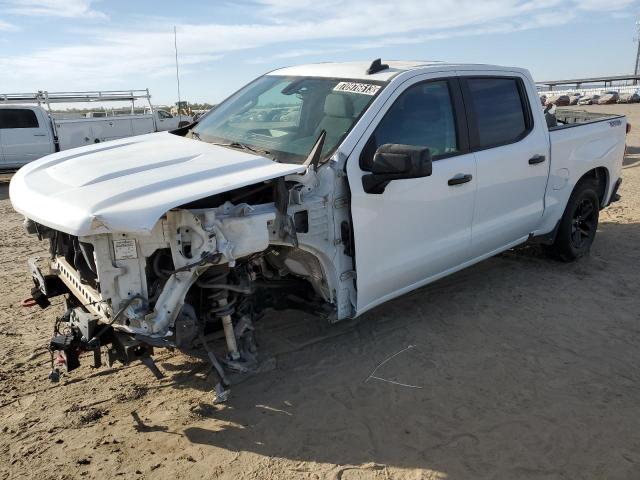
(10, 132, 305, 236)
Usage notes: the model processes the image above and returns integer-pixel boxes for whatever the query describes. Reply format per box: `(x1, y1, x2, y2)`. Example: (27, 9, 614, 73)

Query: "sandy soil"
(1, 104, 639, 480)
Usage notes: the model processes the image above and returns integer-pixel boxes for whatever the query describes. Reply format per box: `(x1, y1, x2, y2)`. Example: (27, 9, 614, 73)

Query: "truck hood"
(10, 132, 306, 236)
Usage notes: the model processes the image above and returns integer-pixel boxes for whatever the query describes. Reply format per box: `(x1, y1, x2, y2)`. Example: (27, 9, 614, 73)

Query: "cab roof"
(268, 60, 524, 82)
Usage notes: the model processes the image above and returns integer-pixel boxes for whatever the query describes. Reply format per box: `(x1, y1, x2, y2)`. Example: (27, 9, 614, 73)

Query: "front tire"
(547, 179, 600, 262)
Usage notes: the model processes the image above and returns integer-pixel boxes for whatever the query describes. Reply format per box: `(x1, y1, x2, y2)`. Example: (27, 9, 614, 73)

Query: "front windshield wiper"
(188, 133, 275, 160)
(211, 141, 272, 158)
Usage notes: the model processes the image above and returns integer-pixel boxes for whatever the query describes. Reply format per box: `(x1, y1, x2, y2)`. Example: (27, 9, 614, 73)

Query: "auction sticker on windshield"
(333, 82, 381, 95)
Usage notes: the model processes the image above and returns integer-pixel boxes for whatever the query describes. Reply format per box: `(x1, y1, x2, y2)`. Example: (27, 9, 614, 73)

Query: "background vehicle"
(578, 94, 600, 105)
(545, 94, 570, 106)
(9, 60, 625, 400)
(598, 91, 619, 104)
(618, 90, 640, 103)
(0, 90, 192, 169)
(569, 92, 583, 105)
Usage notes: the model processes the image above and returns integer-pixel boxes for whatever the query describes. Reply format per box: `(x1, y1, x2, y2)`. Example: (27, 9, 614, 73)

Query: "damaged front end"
(23, 165, 356, 401)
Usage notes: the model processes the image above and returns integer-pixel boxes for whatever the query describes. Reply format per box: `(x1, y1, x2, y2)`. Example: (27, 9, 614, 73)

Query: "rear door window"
(0, 109, 40, 129)
(462, 77, 532, 149)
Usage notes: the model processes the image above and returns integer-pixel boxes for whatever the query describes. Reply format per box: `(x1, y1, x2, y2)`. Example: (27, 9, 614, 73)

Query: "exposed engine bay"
(24, 164, 356, 402)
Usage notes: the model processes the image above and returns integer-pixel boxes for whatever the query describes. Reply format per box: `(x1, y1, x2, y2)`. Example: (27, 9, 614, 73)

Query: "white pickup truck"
(0, 103, 192, 169)
(9, 60, 625, 398)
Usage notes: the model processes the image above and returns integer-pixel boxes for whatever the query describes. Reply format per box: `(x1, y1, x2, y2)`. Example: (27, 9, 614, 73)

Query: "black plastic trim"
(606, 177, 622, 206)
(367, 58, 390, 75)
(530, 219, 561, 245)
(448, 174, 473, 186)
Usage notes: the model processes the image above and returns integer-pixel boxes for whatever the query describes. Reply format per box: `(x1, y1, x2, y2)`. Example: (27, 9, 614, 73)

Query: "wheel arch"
(575, 166, 609, 208)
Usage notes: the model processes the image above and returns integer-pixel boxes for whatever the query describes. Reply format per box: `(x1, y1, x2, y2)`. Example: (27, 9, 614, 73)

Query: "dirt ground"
(1, 104, 639, 480)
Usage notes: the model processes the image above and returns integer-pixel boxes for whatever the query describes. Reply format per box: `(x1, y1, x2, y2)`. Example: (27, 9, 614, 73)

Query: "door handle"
(448, 174, 473, 186)
(33, 134, 46, 137)
(529, 154, 546, 165)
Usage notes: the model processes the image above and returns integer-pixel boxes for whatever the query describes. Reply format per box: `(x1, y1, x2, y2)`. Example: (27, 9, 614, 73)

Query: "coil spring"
(197, 271, 237, 322)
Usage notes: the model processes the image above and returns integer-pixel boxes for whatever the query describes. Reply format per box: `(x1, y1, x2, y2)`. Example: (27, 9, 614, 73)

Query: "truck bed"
(551, 108, 624, 131)
(544, 107, 626, 234)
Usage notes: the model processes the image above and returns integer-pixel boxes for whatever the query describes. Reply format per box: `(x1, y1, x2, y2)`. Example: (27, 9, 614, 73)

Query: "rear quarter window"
(463, 77, 531, 149)
(0, 109, 39, 129)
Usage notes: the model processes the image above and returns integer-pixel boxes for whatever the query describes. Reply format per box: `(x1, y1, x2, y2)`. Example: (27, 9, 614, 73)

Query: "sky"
(0, 0, 639, 105)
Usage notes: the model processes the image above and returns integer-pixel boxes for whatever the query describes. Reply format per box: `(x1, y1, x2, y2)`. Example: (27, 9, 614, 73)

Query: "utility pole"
(634, 20, 640, 84)
(174, 26, 182, 123)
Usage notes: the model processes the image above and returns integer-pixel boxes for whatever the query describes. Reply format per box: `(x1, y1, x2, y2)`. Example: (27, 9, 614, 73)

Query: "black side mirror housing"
(362, 144, 433, 194)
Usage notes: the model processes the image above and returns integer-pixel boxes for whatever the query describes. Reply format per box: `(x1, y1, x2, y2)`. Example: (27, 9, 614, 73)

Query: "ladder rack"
(0, 89, 153, 112)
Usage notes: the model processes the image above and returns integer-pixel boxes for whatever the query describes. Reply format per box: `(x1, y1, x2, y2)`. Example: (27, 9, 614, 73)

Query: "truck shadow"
(0, 182, 8, 201)
(0, 171, 14, 200)
(174, 220, 640, 476)
(623, 146, 640, 168)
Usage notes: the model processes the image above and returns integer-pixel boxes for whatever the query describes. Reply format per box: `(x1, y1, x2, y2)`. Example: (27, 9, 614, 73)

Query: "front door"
(0, 108, 54, 167)
(346, 76, 477, 314)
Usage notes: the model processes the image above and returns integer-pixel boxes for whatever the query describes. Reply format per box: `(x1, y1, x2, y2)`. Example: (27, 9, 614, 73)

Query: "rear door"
(347, 75, 477, 314)
(0, 107, 54, 167)
(458, 74, 550, 255)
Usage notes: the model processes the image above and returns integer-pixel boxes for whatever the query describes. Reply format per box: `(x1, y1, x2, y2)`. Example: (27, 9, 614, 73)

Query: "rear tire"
(546, 179, 600, 262)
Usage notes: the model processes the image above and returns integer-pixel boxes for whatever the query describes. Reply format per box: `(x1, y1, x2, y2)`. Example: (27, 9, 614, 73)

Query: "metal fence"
(538, 85, 638, 97)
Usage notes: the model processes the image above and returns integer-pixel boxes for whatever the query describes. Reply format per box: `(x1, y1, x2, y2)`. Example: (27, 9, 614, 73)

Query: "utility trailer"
(0, 90, 192, 169)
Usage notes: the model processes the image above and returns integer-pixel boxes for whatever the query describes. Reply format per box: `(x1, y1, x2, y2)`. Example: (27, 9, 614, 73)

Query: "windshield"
(191, 75, 385, 164)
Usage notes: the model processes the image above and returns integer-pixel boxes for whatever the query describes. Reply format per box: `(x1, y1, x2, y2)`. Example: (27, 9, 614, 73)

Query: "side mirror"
(362, 144, 432, 194)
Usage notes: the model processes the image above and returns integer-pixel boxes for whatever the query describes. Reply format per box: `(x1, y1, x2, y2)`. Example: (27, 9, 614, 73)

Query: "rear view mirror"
(362, 144, 432, 194)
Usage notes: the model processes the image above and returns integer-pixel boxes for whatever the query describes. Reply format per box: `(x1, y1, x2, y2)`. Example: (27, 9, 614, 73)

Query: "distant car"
(280, 111, 300, 123)
(248, 112, 266, 122)
(578, 95, 600, 105)
(569, 93, 583, 105)
(598, 92, 619, 105)
(618, 92, 640, 103)
(546, 94, 570, 106)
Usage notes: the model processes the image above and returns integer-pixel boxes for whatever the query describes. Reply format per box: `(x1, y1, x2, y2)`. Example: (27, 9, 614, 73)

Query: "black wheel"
(546, 179, 600, 262)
